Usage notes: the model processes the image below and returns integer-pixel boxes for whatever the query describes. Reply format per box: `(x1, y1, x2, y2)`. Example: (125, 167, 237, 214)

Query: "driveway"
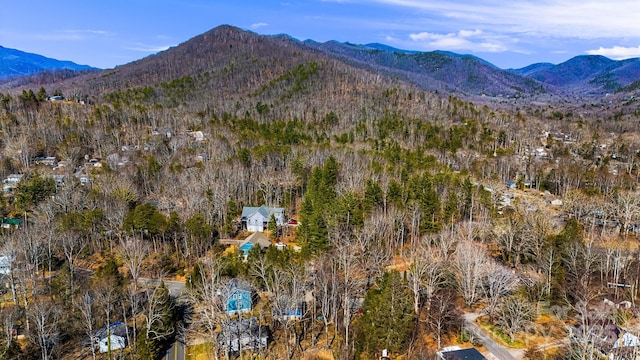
(138, 278, 187, 298)
(463, 313, 523, 360)
(165, 341, 186, 360)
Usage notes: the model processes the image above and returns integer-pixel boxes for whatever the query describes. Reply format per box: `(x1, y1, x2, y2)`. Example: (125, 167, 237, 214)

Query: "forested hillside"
(0, 25, 640, 360)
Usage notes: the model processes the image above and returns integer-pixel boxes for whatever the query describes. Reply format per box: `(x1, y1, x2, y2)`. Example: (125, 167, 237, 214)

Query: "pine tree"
(356, 271, 416, 357)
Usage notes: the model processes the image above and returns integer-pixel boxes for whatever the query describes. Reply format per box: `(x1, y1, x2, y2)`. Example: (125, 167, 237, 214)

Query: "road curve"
(463, 313, 518, 360)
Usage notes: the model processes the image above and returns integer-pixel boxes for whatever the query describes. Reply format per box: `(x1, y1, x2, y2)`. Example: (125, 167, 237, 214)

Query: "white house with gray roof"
(241, 205, 285, 232)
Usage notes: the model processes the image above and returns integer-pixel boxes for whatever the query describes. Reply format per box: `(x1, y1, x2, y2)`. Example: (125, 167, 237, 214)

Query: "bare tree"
(79, 291, 98, 360)
(425, 290, 460, 350)
(454, 241, 490, 307)
(565, 239, 600, 302)
(405, 238, 446, 315)
(143, 280, 176, 345)
(60, 231, 86, 303)
(493, 215, 520, 267)
(187, 259, 226, 360)
(0, 306, 19, 358)
(567, 302, 615, 360)
(495, 296, 532, 343)
(28, 300, 60, 360)
(271, 263, 308, 359)
(330, 226, 362, 354)
(93, 278, 120, 359)
(314, 254, 339, 349)
(614, 190, 640, 238)
(120, 235, 149, 347)
(482, 261, 518, 323)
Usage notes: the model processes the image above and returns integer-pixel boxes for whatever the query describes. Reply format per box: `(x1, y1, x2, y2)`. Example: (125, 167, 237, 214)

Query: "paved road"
(463, 313, 519, 360)
(165, 341, 186, 360)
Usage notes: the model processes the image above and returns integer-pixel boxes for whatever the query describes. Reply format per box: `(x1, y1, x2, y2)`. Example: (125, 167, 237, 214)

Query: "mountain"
(7, 25, 640, 101)
(512, 55, 640, 95)
(45, 25, 442, 123)
(510, 62, 555, 77)
(3, 27, 549, 100)
(362, 43, 418, 54)
(303, 40, 548, 97)
(0, 46, 98, 80)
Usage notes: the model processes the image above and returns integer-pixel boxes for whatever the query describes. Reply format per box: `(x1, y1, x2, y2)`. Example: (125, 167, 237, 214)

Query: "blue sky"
(3, 0, 640, 69)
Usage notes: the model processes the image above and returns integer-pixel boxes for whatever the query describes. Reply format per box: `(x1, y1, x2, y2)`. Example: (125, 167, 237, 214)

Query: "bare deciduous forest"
(0, 25, 640, 360)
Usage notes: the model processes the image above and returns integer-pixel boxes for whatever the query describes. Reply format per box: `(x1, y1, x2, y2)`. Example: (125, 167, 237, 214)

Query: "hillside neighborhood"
(2, 23, 640, 360)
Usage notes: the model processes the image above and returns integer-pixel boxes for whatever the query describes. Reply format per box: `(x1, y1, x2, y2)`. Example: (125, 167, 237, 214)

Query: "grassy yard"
(186, 343, 215, 360)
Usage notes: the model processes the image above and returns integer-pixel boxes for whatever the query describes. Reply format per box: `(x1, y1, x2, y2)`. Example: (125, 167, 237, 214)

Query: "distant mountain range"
(4, 25, 640, 100)
(303, 40, 640, 97)
(0, 46, 97, 80)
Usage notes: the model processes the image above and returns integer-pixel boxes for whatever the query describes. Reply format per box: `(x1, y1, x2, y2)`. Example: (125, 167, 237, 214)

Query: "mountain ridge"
(0, 45, 98, 80)
(4, 25, 640, 99)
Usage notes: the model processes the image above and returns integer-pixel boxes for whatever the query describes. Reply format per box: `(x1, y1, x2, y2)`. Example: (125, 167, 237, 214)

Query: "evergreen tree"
(123, 203, 168, 239)
(36, 87, 47, 102)
(297, 157, 340, 254)
(185, 212, 212, 257)
(14, 172, 56, 212)
(356, 271, 416, 357)
(267, 213, 277, 240)
(364, 178, 384, 213)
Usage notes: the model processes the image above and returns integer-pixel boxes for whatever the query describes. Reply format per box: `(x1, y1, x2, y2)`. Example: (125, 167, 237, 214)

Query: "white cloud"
(61, 29, 111, 36)
(33, 29, 113, 41)
(250, 22, 269, 29)
(586, 45, 640, 59)
(369, 0, 640, 39)
(124, 43, 173, 52)
(410, 29, 481, 41)
(408, 29, 507, 52)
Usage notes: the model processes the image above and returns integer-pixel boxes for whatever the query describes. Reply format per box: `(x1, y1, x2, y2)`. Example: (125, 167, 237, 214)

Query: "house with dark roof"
(438, 347, 486, 360)
(241, 205, 285, 232)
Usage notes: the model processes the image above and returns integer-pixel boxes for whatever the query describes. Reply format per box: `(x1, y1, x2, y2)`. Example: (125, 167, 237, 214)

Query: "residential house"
(188, 131, 206, 142)
(2, 174, 22, 193)
(0, 255, 12, 275)
(239, 232, 272, 261)
(33, 156, 57, 166)
(438, 347, 486, 360)
(79, 176, 92, 186)
(225, 279, 254, 315)
(551, 199, 563, 207)
(273, 299, 307, 321)
(99, 334, 126, 353)
(2, 218, 22, 229)
(241, 205, 285, 232)
(95, 322, 129, 353)
(217, 317, 269, 355)
(505, 179, 516, 189)
(610, 332, 640, 359)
